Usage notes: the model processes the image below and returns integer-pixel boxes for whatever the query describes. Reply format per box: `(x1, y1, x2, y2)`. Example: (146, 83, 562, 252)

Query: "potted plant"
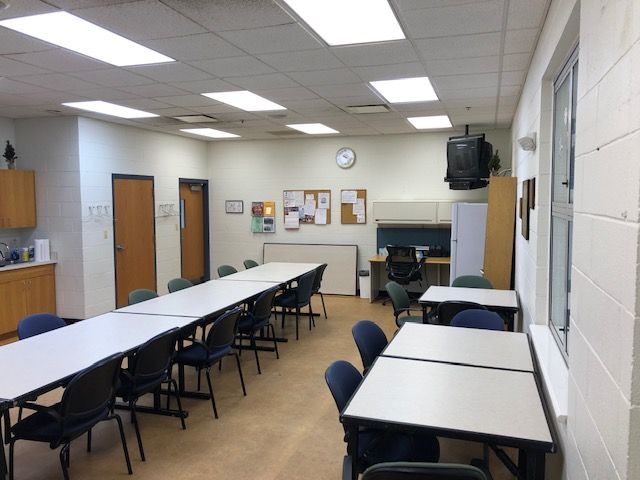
(3, 140, 17, 170)
(488, 149, 501, 175)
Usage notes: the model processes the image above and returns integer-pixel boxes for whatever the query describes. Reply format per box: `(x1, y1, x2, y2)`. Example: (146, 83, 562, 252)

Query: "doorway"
(179, 178, 210, 284)
(112, 175, 157, 308)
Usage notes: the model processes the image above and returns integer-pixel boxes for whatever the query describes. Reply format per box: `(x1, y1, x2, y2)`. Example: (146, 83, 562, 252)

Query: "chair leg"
(295, 307, 300, 340)
(238, 334, 243, 356)
(281, 307, 286, 329)
(59, 443, 70, 480)
(269, 323, 279, 359)
(111, 413, 133, 475)
(197, 367, 202, 391)
(309, 302, 315, 329)
(130, 400, 145, 461)
(250, 332, 261, 374)
(168, 379, 186, 430)
(204, 369, 219, 419)
(17, 407, 23, 422)
(233, 352, 247, 396)
(86, 428, 92, 452)
(320, 292, 327, 319)
(9, 439, 15, 480)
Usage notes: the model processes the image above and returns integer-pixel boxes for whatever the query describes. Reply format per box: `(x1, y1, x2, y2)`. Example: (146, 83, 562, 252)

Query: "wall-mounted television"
(445, 134, 492, 190)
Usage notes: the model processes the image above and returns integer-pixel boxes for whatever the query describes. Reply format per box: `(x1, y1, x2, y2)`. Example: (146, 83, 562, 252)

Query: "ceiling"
(0, 0, 550, 141)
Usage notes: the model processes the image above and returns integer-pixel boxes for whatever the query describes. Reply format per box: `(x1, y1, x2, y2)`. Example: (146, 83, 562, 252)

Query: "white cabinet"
(436, 202, 453, 223)
(373, 201, 437, 224)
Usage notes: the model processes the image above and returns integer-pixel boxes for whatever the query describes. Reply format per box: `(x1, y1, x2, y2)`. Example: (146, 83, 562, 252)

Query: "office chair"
(311, 263, 329, 318)
(128, 289, 158, 305)
(167, 277, 193, 293)
(243, 259, 259, 269)
(451, 309, 504, 331)
(17, 313, 66, 339)
(362, 462, 487, 480)
(452, 275, 493, 289)
(383, 246, 424, 305)
(274, 270, 316, 340)
(386, 281, 425, 327)
(435, 301, 487, 326)
(352, 320, 388, 373)
(217, 264, 237, 277)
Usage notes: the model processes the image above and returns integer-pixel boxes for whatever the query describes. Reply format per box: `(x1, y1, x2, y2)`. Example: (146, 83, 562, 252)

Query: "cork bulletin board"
(341, 189, 367, 224)
(283, 189, 331, 225)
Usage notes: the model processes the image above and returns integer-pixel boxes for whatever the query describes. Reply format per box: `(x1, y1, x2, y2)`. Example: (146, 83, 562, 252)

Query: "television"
(445, 134, 492, 190)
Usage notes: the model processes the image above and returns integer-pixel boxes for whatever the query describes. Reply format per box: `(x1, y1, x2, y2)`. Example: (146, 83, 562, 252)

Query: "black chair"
(237, 286, 280, 374)
(8, 353, 132, 480)
(174, 307, 246, 419)
(451, 310, 504, 331)
(274, 270, 316, 340)
(325, 361, 439, 473)
(384, 246, 424, 305)
(116, 328, 185, 461)
(435, 301, 487, 326)
(362, 462, 487, 480)
(311, 263, 329, 319)
(352, 320, 388, 373)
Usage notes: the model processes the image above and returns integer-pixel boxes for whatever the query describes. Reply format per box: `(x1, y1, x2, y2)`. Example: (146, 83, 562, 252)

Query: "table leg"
(347, 425, 359, 480)
(525, 450, 545, 480)
(1, 408, 9, 477)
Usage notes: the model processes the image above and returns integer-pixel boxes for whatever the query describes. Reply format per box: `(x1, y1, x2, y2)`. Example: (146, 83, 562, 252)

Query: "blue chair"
(325, 361, 439, 473)
(451, 309, 504, 331)
(274, 270, 316, 340)
(362, 462, 487, 480)
(435, 301, 487, 326)
(352, 321, 388, 373)
(17, 313, 66, 339)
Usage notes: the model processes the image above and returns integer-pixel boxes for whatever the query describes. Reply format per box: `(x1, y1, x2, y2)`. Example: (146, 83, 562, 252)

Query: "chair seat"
(116, 371, 165, 400)
(238, 313, 269, 333)
(175, 343, 231, 366)
(397, 315, 423, 327)
(274, 290, 301, 308)
(12, 405, 108, 444)
(358, 430, 439, 469)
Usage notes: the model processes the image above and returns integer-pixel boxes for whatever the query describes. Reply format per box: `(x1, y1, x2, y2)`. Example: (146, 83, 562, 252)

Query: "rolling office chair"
(383, 246, 425, 305)
(435, 301, 487, 326)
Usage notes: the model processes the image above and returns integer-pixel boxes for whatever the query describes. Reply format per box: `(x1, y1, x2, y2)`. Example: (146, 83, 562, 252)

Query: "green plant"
(3, 140, 17, 169)
(488, 149, 501, 174)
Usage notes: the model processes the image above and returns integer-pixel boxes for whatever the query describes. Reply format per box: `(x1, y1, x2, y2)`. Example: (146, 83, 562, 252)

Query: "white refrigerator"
(450, 202, 488, 284)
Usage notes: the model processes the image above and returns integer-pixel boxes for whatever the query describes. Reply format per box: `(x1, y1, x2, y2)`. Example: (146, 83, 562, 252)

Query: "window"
(549, 47, 578, 356)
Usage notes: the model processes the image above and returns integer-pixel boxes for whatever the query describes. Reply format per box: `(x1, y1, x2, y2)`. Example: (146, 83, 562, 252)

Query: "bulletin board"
(283, 189, 331, 225)
(341, 189, 367, 224)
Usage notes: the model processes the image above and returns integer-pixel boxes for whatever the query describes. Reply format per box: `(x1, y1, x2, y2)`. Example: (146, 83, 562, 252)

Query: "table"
(368, 255, 450, 303)
(420, 285, 519, 331)
(218, 262, 321, 284)
(382, 322, 534, 372)
(341, 356, 555, 480)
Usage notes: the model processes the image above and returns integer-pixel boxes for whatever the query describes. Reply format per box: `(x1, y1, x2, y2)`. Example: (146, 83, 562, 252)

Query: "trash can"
(359, 270, 371, 299)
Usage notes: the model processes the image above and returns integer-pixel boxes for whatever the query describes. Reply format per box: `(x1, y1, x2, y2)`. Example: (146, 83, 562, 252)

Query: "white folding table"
(382, 322, 534, 372)
(218, 262, 321, 284)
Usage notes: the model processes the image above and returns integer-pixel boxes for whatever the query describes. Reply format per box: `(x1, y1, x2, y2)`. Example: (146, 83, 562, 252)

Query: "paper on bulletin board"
(341, 190, 357, 204)
(263, 217, 275, 232)
(356, 214, 365, 224)
(293, 190, 304, 207)
(251, 216, 263, 233)
(285, 211, 300, 229)
(352, 198, 365, 215)
(264, 201, 275, 217)
(314, 209, 327, 224)
(304, 199, 316, 216)
(318, 192, 330, 209)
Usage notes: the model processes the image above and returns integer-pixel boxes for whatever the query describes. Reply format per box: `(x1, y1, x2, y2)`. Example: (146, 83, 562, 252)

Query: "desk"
(382, 322, 534, 372)
(342, 356, 555, 480)
(218, 262, 321, 284)
(368, 255, 450, 303)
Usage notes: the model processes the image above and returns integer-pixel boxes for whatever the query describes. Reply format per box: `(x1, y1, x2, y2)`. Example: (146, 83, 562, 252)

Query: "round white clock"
(336, 147, 356, 169)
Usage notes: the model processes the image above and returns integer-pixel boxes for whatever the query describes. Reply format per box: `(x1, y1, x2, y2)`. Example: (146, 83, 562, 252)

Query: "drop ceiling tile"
(72, 86, 139, 100)
(190, 56, 275, 77)
(148, 107, 197, 116)
(449, 111, 494, 124)
(190, 104, 245, 115)
(141, 34, 245, 62)
(391, 103, 447, 114)
(332, 41, 419, 67)
(168, 79, 238, 94)
(504, 28, 540, 54)
(0, 92, 45, 106)
(224, 73, 299, 90)
(23, 90, 93, 104)
(281, 98, 340, 112)
(353, 62, 427, 81)
(433, 72, 498, 90)
(0, 30, 54, 55)
(219, 24, 321, 54)
(126, 63, 211, 83)
(394, 0, 485, 9)
(0, 106, 53, 117)
(161, 0, 294, 32)
(257, 49, 343, 72)
(48, 0, 137, 7)
(443, 96, 497, 107)
(502, 53, 531, 72)
(0, 0, 56, 20)
(415, 33, 501, 60)
(211, 111, 260, 122)
(0, 57, 49, 77)
(401, 2, 504, 38)
(118, 98, 173, 110)
(501, 70, 526, 86)
(252, 86, 318, 101)
(371, 123, 416, 134)
(330, 95, 386, 107)
(69, 69, 153, 88)
(507, 0, 548, 30)
(118, 83, 189, 97)
(0, 78, 49, 95)
(73, 0, 206, 41)
(7, 49, 111, 72)
(153, 94, 218, 108)
(309, 83, 374, 99)
(438, 86, 498, 99)
(497, 95, 519, 107)
(286, 69, 361, 87)
(499, 85, 521, 97)
(426, 56, 499, 76)
(13, 73, 100, 91)
(338, 126, 379, 136)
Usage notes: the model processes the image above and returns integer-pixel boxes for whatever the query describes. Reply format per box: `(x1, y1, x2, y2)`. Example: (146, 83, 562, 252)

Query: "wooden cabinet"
(0, 264, 56, 335)
(0, 169, 36, 228)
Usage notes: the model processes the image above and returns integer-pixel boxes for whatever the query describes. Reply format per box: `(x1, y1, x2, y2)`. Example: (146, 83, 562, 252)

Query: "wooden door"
(113, 176, 156, 308)
(180, 182, 206, 283)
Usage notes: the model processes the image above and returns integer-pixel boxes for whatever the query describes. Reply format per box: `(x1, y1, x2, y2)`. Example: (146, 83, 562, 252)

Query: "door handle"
(116, 244, 126, 251)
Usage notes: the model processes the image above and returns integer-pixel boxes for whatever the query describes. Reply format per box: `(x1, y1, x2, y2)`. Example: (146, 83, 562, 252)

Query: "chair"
(325, 361, 439, 473)
(274, 270, 316, 340)
(8, 353, 132, 480)
(174, 307, 246, 419)
(435, 301, 487, 326)
(243, 259, 259, 269)
(451, 309, 504, 331)
(116, 328, 185, 461)
(128, 288, 158, 305)
(217, 264, 238, 277)
(17, 313, 66, 339)
(237, 286, 280, 374)
(452, 275, 493, 289)
(311, 263, 329, 319)
(384, 246, 424, 305)
(167, 277, 193, 293)
(352, 320, 388, 373)
(386, 281, 425, 327)
(362, 462, 487, 480)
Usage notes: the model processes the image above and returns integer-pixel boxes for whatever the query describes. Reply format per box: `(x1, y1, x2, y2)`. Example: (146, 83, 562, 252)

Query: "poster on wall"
(250, 200, 275, 233)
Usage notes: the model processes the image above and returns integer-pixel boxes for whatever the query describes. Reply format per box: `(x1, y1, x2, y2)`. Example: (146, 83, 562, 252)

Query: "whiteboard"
(263, 243, 357, 295)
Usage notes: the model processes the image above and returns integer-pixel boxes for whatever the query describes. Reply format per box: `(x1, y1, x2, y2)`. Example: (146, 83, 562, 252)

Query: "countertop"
(0, 260, 57, 272)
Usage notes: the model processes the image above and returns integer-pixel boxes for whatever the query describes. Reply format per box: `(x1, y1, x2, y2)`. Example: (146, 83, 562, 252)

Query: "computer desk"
(367, 255, 450, 303)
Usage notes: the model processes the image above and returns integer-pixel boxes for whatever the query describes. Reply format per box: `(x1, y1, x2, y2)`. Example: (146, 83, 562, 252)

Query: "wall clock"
(336, 147, 356, 169)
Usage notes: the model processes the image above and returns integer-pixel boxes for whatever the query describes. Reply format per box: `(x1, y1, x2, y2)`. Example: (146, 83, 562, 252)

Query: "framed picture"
(225, 200, 243, 214)
(521, 180, 530, 240)
(529, 177, 536, 209)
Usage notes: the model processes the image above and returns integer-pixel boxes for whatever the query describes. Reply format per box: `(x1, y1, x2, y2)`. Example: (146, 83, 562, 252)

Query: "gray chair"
(167, 278, 193, 293)
(217, 264, 237, 278)
(128, 289, 158, 305)
(386, 281, 424, 327)
(243, 259, 259, 269)
(452, 275, 493, 289)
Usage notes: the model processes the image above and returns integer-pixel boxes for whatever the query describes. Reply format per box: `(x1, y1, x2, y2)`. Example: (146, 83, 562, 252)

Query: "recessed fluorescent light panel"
(0, 11, 174, 66)
(370, 77, 438, 103)
(180, 128, 239, 139)
(283, 0, 404, 46)
(407, 115, 452, 129)
(201, 91, 285, 112)
(286, 123, 339, 135)
(62, 101, 158, 119)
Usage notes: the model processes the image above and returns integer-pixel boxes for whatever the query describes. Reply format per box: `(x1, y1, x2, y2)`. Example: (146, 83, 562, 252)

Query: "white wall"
(512, 0, 640, 478)
(207, 129, 510, 274)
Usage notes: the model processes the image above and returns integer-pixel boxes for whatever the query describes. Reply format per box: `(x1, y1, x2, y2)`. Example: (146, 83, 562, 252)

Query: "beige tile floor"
(3, 296, 518, 479)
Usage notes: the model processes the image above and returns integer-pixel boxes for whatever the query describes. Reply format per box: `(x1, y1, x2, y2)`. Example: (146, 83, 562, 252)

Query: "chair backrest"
(450, 309, 503, 331)
(248, 286, 280, 326)
(294, 270, 316, 304)
(362, 462, 488, 480)
(128, 288, 158, 305)
(128, 328, 179, 384)
(352, 320, 388, 372)
(167, 277, 193, 293)
(59, 353, 124, 437)
(243, 259, 259, 269)
(436, 301, 487, 326)
(217, 264, 238, 277)
(325, 360, 362, 414)
(206, 307, 242, 350)
(312, 263, 328, 293)
(385, 281, 411, 314)
(451, 275, 493, 289)
(17, 313, 66, 340)
(386, 245, 419, 283)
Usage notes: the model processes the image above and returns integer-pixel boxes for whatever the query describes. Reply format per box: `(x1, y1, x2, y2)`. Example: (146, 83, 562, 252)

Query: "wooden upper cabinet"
(0, 169, 36, 228)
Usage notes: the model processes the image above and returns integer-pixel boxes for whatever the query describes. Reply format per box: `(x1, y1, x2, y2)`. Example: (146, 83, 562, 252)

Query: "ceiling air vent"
(343, 104, 390, 114)
(173, 115, 218, 123)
